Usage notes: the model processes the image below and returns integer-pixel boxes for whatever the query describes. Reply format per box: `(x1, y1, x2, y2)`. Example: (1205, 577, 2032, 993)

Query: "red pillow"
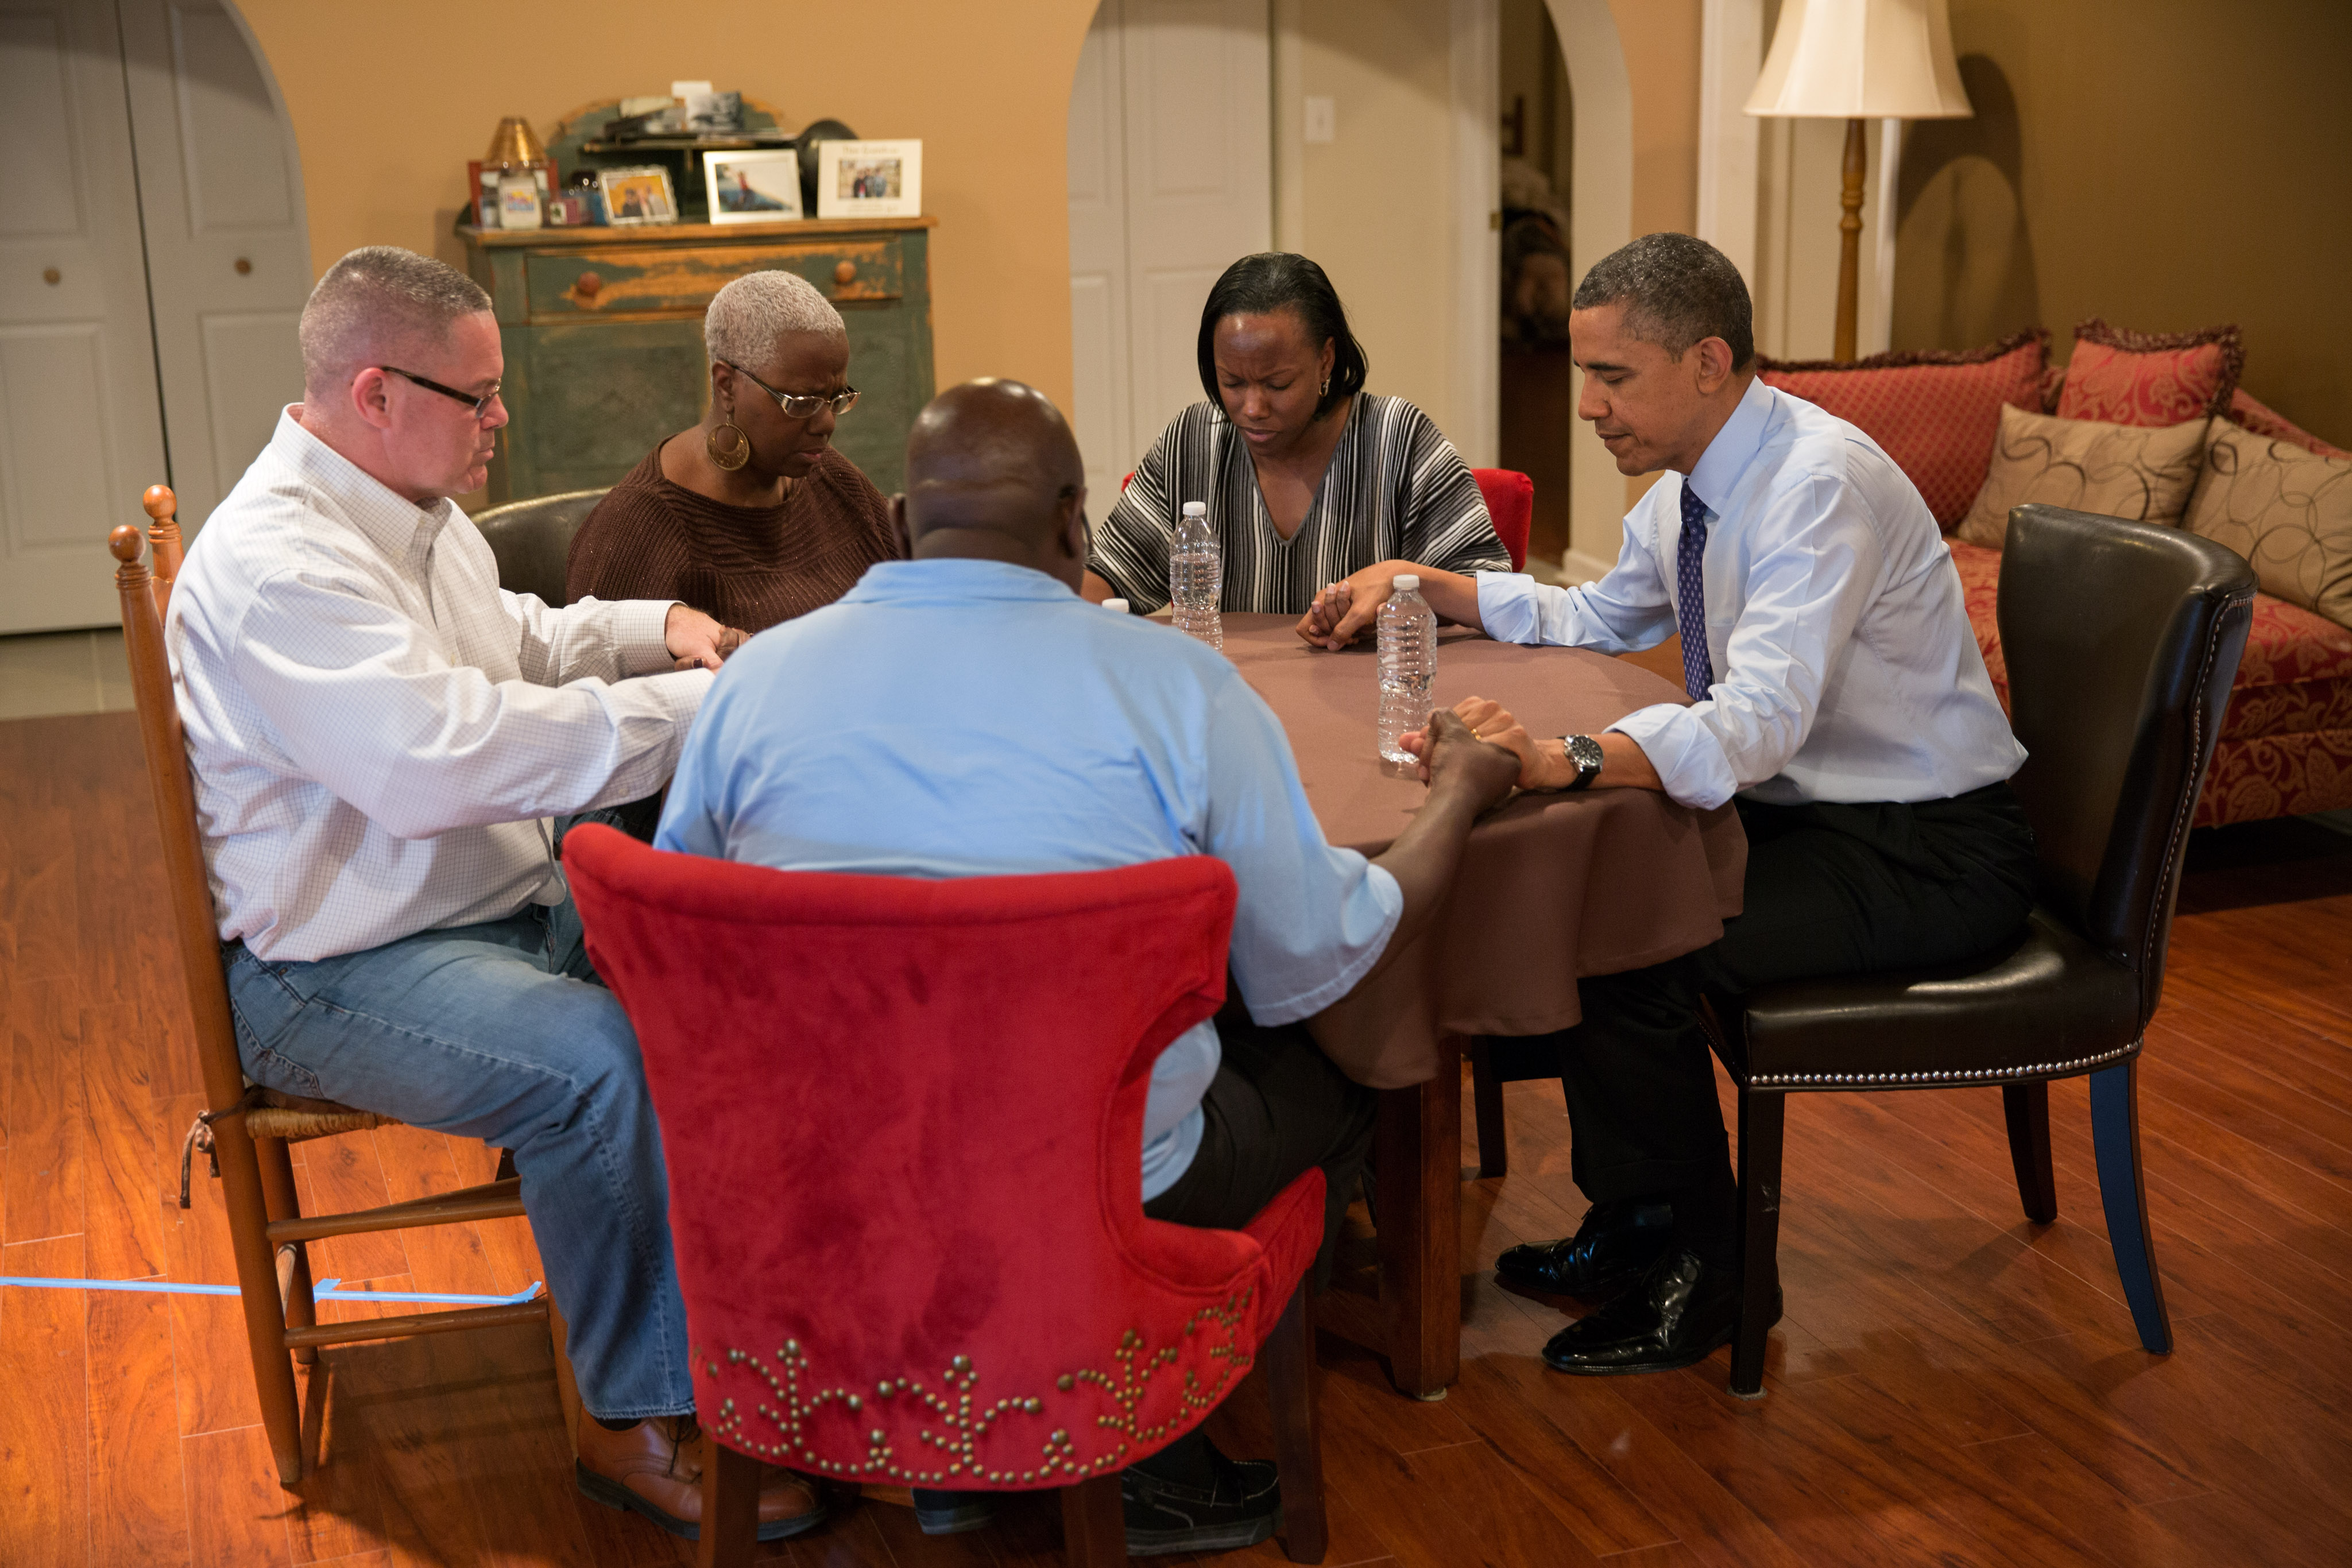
(2226, 387, 2349, 460)
(2055, 317, 2242, 427)
(1759, 329, 2048, 530)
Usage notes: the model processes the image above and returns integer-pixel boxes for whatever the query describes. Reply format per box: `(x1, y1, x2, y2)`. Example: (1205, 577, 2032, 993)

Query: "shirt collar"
(840, 556, 1081, 605)
(269, 406, 457, 564)
(1683, 374, 1775, 516)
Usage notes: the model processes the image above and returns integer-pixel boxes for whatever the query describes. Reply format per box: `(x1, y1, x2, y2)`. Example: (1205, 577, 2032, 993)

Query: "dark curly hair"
(1196, 253, 1368, 420)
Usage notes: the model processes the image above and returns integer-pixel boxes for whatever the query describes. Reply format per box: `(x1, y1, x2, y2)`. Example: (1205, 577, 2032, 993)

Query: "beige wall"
(234, 0, 1098, 411)
(1607, 0, 1699, 241)
(1281, 0, 1464, 436)
(1892, 0, 2352, 440)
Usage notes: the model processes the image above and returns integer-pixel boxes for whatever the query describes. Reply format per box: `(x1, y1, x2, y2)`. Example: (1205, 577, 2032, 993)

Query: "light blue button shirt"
(1475, 377, 2025, 810)
(656, 557, 1403, 1198)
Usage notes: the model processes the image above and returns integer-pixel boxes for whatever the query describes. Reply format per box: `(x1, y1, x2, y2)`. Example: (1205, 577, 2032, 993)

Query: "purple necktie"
(1676, 480, 1714, 701)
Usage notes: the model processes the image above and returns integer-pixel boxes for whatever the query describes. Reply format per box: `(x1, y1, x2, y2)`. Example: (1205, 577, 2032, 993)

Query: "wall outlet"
(1303, 96, 1336, 145)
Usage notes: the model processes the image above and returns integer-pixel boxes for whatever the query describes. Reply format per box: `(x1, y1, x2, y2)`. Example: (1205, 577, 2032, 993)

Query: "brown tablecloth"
(1221, 614, 1745, 1050)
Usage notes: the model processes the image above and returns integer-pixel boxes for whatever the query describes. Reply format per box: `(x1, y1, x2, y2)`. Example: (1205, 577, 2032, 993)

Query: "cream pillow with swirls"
(1955, 405, 2210, 549)
(2185, 423, 2352, 629)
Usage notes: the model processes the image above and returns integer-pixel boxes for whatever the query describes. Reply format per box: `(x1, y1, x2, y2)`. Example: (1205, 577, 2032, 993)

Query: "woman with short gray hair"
(566, 269, 902, 630)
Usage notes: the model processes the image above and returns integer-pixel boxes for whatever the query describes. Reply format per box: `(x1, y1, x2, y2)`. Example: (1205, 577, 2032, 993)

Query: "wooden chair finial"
(144, 484, 178, 521)
(110, 524, 146, 564)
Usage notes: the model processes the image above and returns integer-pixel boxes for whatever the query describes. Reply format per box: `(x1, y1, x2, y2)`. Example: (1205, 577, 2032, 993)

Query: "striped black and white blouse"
(1089, 395, 1510, 614)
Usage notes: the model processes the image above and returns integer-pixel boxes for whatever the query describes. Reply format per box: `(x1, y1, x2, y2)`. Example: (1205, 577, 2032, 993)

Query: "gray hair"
(1572, 232, 1755, 370)
(703, 269, 847, 368)
(299, 246, 492, 396)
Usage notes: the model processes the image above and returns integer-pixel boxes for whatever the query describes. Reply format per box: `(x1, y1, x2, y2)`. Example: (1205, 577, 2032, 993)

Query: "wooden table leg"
(1316, 1037, 1466, 1399)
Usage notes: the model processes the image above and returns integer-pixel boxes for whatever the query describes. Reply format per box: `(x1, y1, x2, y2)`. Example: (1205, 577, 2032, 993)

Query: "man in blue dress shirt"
(1303, 233, 2036, 1377)
(657, 378, 1519, 1550)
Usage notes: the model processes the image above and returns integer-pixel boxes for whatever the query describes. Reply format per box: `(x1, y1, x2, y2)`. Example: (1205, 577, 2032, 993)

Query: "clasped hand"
(1403, 696, 1554, 790)
(1294, 562, 1413, 650)
(664, 603, 748, 671)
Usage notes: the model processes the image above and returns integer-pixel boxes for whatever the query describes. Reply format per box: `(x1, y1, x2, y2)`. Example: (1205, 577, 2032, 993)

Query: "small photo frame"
(468, 158, 555, 228)
(597, 164, 678, 226)
(815, 139, 922, 219)
(703, 148, 802, 224)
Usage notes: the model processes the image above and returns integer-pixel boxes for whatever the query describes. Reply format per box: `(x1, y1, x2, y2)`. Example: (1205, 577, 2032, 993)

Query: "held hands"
(665, 604, 748, 671)
(1403, 708, 1523, 812)
(1401, 696, 1565, 792)
(1294, 561, 1414, 650)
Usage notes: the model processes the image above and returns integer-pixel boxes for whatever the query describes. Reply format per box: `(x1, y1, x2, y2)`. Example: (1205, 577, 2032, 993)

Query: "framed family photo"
(597, 164, 678, 226)
(703, 149, 803, 223)
(815, 139, 922, 219)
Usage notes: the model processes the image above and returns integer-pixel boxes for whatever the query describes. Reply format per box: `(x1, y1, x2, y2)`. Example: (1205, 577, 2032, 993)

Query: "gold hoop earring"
(706, 420, 751, 471)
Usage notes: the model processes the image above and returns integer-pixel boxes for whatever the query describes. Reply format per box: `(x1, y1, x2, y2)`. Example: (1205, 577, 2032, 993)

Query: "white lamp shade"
(1745, 0, 1973, 119)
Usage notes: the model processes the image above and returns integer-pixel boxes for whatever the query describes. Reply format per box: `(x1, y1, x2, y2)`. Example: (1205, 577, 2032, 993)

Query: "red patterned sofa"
(1762, 332, 2352, 828)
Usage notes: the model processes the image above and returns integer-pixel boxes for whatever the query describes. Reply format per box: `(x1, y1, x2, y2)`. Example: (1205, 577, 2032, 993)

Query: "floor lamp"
(1745, 0, 1973, 361)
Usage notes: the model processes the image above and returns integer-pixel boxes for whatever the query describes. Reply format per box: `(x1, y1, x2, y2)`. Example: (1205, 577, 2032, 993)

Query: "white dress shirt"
(168, 409, 711, 962)
(1476, 377, 2024, 810)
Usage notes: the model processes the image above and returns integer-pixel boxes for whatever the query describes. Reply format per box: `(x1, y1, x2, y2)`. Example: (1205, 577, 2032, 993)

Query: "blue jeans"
(223, 902, 692, 1420)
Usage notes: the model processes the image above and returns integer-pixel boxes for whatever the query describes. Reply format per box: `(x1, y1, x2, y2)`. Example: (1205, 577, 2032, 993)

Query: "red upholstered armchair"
(561, 826, 1329, 1567)
(1472, 467, 1533, 571)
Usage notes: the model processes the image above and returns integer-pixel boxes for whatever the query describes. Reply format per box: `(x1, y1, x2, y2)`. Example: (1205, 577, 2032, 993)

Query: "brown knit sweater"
(564, 443, 904, 631)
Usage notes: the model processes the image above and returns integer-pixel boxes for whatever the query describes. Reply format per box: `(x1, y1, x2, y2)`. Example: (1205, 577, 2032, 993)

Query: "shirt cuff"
(1607, 703, 1739, 811)
(1474, 572, 1541, 644)
(613, 599, 680, 677)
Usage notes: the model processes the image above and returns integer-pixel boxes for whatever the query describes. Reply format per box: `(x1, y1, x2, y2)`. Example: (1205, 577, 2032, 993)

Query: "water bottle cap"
(1181, 501, 1207, 517)
(1100, 598, 1130, 614)
(1393, 573, 1420, 592)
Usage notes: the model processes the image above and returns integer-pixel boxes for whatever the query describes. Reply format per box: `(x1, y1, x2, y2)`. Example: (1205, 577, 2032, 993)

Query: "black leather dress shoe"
(1495, 1200, 1674, 1298)
(1539, 1248, 1779, 1376)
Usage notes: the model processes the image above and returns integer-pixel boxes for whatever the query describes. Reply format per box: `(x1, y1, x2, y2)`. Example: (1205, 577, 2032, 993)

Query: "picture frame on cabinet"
(815, 139, 922, 219)
(703, 149, 803, 223)
(597, 164, 678, 226)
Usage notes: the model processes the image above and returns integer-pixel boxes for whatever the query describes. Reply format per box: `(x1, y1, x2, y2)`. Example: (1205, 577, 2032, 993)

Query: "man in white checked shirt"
(167, 247, 823, 1543)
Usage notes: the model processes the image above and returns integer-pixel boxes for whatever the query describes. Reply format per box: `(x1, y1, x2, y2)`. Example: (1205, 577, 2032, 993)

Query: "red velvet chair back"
(1472, 468, 1532, 570)
(563, 827, 1324, 1490)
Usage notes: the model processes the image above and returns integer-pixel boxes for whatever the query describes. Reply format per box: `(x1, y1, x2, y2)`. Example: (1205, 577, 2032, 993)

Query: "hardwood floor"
(5, 708, 2350, 1566)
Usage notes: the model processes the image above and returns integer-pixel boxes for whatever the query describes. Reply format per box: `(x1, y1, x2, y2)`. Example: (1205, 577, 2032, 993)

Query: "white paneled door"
(1067, 0, 1270, 509)
(119, 0, 309, 540)
(0, 0, 169, 633)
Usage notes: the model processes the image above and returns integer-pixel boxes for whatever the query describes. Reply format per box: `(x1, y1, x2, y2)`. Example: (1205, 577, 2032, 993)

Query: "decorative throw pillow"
(2185, 422, 2352, 629)
(2055, 317, 2243, 427)
(1955, 405, 2211, 549)
(2226, 388, 2349, 459)
(1758, 329, 2047, 531)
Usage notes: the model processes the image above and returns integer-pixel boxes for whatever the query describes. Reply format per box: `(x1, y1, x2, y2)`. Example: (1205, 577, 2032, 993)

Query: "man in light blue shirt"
(1302, 234, 2036, 1379)
(657, 378, 1518, 1551)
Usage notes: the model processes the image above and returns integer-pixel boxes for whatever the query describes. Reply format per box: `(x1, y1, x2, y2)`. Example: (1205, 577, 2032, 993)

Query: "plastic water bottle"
(1377, 574, 1437, 764)
(1170, 501, 1223, 650)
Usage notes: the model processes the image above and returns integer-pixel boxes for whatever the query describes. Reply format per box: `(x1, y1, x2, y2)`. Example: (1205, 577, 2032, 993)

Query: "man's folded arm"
(231, 573, 709, 839)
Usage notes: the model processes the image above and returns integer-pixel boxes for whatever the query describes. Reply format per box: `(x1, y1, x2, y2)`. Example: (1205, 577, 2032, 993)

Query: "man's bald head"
(902, 379, 1085, 549)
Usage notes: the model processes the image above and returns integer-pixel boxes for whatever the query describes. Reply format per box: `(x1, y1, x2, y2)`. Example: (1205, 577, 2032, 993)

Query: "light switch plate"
(1304, 96, 1336, 144)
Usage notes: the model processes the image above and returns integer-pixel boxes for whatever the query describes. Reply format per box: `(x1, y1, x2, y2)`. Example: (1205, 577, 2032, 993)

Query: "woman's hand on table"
(1294, 561, 1483, 650)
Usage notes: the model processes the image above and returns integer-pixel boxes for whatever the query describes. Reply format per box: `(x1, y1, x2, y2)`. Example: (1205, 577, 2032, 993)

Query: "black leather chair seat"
(473, 488, 609, 606)
(1733, 908, 2141, 1090)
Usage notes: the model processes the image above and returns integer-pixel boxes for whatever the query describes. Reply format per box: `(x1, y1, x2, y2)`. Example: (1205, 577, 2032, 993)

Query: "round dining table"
(1215, 613, 1747, 1396)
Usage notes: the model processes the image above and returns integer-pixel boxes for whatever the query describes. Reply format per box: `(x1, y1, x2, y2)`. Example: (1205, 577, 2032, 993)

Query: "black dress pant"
(1498, 780, 2038, 1206)
(1143, 992, 1377, 1284)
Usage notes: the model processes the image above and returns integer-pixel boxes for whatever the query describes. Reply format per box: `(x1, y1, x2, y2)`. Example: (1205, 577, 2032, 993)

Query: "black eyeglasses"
(724, 361, 859, 420)
(379, 366, 502, 419)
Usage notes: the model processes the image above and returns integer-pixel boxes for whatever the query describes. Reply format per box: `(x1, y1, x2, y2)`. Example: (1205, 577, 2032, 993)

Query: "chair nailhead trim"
(1748, 1039, 2139, 1089)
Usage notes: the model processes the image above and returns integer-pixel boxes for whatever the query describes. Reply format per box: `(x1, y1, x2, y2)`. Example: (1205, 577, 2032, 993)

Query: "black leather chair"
(472, 487, 608, 605)
(1713, 504, 2255, 1394)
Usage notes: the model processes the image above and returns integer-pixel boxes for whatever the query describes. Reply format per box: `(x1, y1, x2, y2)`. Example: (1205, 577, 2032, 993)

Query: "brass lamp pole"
(1746, 0, 1974, 361)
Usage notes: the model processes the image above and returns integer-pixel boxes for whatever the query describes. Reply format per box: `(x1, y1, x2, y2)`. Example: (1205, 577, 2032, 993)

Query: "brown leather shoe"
(575, 1412, 825, 1542)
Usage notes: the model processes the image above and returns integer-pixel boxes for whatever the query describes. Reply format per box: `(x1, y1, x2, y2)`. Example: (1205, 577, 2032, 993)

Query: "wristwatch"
(1560, 734, 1605, 792)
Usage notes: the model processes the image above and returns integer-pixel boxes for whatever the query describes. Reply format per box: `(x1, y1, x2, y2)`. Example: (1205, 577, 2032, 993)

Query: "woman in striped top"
(1084, 253, 1510, 623)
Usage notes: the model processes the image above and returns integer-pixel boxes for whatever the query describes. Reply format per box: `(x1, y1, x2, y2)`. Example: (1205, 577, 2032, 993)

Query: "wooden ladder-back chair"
(113, 485, 573, 1485)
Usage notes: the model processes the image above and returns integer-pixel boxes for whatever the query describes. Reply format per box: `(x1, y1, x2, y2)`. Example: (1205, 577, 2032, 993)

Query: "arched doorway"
(0, 0, 308, 633)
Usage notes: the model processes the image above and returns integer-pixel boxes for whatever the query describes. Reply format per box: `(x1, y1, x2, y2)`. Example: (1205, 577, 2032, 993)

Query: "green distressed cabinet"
(461, 216, 935, 502)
